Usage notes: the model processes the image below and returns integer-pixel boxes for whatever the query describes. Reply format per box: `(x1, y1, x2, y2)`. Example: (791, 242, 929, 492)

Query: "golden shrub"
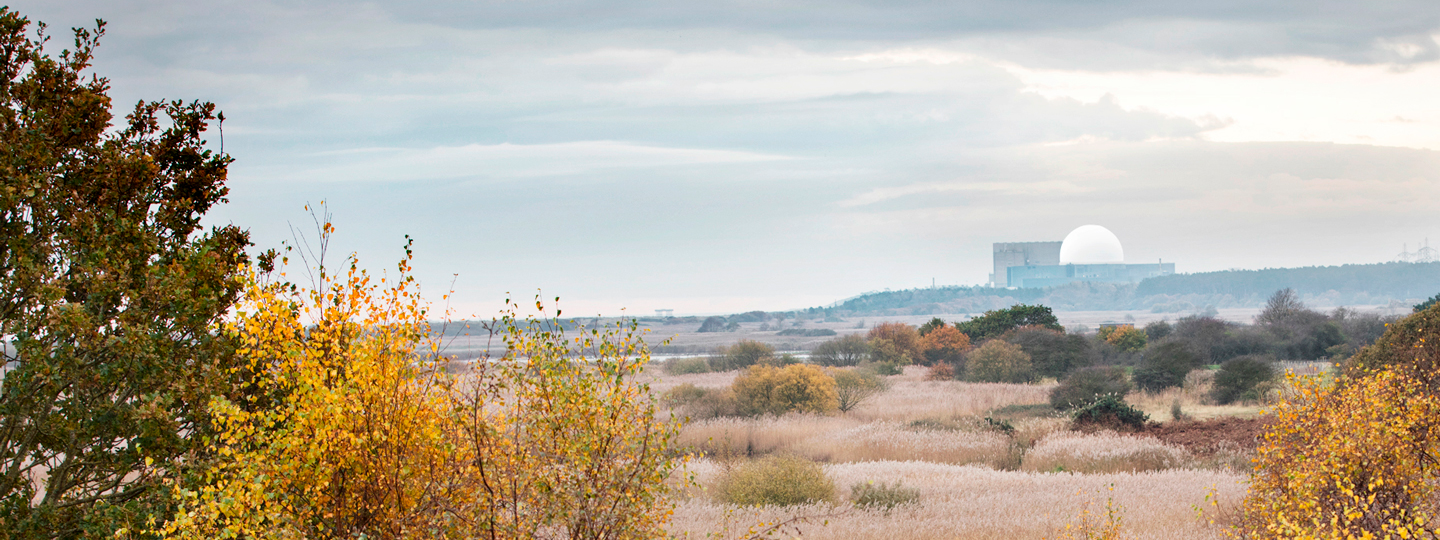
(1240, 369, 1440, 538)
(732, 364, 840, 416)
(868, 322, 923, 363)
(715, 455, 837, 506)
(161, 230, 681, 540)
(966, 340, 1036, 383)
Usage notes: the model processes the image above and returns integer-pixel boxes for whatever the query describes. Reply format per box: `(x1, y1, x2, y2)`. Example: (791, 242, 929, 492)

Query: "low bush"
(1049, 366, 1131, 410)
(1071, 394, 1149, 432)
(715, 454, 836, 506)
(965, 340, 1036, 383)
(1099, 325, 1148, 352)
(864, 361, 903, 376)
(712, 340, 776, 371)
(662, 383, 739, 419)
(867, 322, 923, 361)
(925, 363, 955, 381)
(850, 480, 920, 511)
(664, 356, 711, 375)
(833, 368, 888, 413)
(1210, 355, 1276, 404)
(1133, 341, 1201, 392)
(732, 364, 839, 416)
(811, 334, 871, 366)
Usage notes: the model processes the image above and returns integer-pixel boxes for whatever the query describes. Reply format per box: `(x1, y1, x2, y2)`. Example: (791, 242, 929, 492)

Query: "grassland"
(654, 365, 1260, 539)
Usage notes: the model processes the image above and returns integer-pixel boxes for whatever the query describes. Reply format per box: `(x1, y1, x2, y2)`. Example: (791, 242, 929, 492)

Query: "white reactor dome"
(1059, 225, 1124, 264)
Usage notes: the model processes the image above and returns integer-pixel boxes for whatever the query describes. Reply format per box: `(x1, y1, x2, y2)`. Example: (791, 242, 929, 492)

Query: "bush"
(867, 322, 922, 362)
(919, 324, 971, 366)
(811, 334, 871, 366)
(711, 339, 776, 371)
(1241, 369, 1440, 538)
(1211, 355, 1276, 404)
(833, 368, 888, 413)
(716, 454, 836, 506)
(925, 363, 955, 381)
(664, 356, 711, 375)
(1344, 301, 1440, 386)
(732, 364, 839, 416)
(1144, 320, 1172, 341)
(698, 316, 726, 332)
(851, 481, 920, 511)
(1133, 341, 1201, 392)
(965, 340, 1036, 383)
(1099, 325, 1148, 352)
(865, 361, 903, 376)
(956, 304, 1063, 342)
(1071, 394, 1149, 431)
(1050, 366, 1131, 410)
(1003, 326, 1092, 379)
(663, 383, 739, 418)
(868, 337, 909, 365)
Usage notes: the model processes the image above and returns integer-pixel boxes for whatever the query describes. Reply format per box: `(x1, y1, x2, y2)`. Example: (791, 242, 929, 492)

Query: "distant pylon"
(1417, 238, 1439, 263)
(1398, 243, 1413, 263)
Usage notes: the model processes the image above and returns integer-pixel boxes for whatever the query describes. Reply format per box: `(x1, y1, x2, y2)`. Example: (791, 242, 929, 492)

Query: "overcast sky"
(21, 1, 1440, 316)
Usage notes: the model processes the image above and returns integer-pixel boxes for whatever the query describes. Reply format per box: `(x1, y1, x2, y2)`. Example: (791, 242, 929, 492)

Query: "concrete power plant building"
(990, 225, 1175, 288)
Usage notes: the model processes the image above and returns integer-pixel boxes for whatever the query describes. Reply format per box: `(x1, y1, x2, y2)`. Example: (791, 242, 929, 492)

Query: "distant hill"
(811, 261, 1440, 316)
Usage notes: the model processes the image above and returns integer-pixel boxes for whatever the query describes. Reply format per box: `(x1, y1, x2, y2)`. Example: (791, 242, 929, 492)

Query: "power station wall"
(992, 242, 1062, 286)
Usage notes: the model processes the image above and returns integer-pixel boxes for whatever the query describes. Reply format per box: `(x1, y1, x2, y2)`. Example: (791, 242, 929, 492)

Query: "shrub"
(1050, 366, 1131, 410)
(868, 337, 909, 365)
(663, 384, 740, 419)
(698, 316, 726, 332)
(867, 322, 923, 362)
(811, 334, 871, 366)
(865, 360, 903, 376)
(715, 455, 836, 506)
(1099, 325, 1148, 352)
(920, 324, 971, 366)
(1003, 326, 1092, 379)
(832, 368, 888, 413)
(1241, 369, 1440, 538)
(664, 356, 711, 375)
(732, 364, 839, 416)
(1344, 301, 1440, 385)
(1210, 355, 1276, 404)
(956, 304, 1063, 342)
(850, 481, 920, 511)
(1071, 394, 1149, 431)
(1133, 341, 1201, 392)
(1144, 320, 1172, 341)
(711, 339, 776, 371)
(925, 363, 955, 381)
(965, 340, 1036, 383)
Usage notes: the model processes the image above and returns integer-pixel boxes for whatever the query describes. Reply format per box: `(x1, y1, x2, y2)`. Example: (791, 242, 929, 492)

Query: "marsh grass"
(1022, 431, 1192, 474)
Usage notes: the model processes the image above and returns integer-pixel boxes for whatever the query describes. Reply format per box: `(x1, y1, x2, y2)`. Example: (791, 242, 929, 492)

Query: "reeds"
(1021, 431, 1192, 474)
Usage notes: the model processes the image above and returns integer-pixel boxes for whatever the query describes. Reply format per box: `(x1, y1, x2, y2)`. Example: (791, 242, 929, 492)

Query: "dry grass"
(667, 459, 1246, 540)
(678, 415, 1014, 466)
(849, 366, 1054, 423)
(1021, 431, 1192, 474)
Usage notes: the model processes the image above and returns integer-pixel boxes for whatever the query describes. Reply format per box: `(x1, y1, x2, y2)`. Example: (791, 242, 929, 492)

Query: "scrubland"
(659, 366, 1258, 539)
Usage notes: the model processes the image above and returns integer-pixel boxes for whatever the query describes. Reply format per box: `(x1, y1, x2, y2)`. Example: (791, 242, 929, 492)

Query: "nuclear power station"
(989, 225, 1175, 288)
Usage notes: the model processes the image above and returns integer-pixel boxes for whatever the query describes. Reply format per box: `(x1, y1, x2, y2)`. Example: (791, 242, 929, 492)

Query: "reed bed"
(849, 370, 1054, 423)
(1021, 431, 1192, 474)
(668, 459, 1246, 540)
(678, 415, 1013, 466)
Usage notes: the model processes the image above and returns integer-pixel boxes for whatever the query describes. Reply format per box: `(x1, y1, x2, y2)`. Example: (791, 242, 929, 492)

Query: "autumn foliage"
(161, 230, 681, 539)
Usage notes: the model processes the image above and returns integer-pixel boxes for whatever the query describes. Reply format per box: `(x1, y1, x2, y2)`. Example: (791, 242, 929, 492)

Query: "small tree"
(1004, 326, 1092, 379)
(867, 322, 922, 362)
(732, 364, 839, 416)
(1133, 341, 1200, 392)
(1050, 366, 1131, 410)
(956, 304, 1062, 342)
(920, 324, 971, 366)
(832, 368, 888, 413)
(811, 334, 871, 366)
(965, 340, 1036, 384)
(1099, 325, 1148, 352)
(1211, 355, 1276, 404)
(712, 339, 775, 371)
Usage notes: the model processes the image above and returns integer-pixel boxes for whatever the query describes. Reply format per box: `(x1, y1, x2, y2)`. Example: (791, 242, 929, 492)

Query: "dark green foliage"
(851, 481, 920, 511)
(1417, 293, 1440, 313)
(1003, 326, 1092, 379)
(1071, 394, 1149, 431)
(918, 317, 946, 336)
(0, 10, 252, 537)
(955, 304, 1062, 342)
(710, 340, 775, 371)
(1133, 342, 1201, 392)
(811, 334, 870, 367)
(1050, 366, 1131, 410)
(1211, 356, 1276, 404)
(1144, 320, 1172, 341)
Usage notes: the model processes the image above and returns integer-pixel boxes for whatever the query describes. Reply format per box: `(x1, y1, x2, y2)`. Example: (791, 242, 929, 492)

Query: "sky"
(21, 1, 1440, 316)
